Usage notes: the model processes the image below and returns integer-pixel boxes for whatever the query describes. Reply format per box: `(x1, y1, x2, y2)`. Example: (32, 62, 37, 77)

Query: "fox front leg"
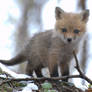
(48, 53, 59, 77)
(60, 62, 69, 82)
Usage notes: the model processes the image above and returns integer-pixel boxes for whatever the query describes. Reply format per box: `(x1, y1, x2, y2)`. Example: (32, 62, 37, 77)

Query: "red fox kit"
(0, 7, 89, 81)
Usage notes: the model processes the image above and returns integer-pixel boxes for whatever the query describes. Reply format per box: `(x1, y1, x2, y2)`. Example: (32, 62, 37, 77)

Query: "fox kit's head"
(54, 7, 89, 44)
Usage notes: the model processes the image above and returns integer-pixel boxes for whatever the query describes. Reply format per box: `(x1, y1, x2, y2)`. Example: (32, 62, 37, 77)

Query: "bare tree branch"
(73, 51, 92, 85)
(78, 0, 86, 10)
(0, 75, 81, 86)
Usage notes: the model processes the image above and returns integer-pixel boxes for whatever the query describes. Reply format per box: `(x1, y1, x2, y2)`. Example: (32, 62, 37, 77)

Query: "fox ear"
(81, 9, 89, 23)
(55, 7, 64, 20)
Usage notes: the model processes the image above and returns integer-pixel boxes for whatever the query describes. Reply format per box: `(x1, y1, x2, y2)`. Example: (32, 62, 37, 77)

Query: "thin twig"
(73, 50, 92, 85)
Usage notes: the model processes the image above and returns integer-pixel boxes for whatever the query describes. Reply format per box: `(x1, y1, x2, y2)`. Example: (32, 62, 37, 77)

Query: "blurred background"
(0, 0, 92, 88)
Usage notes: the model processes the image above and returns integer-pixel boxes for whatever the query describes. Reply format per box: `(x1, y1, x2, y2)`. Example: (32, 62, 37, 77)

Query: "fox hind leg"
(35, 65, 43, 77)
(26, 61, 34, 77)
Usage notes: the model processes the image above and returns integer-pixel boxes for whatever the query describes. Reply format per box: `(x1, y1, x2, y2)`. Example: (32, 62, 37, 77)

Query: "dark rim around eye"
(62, 28, 67, 32)
(74, 29, 80, 34)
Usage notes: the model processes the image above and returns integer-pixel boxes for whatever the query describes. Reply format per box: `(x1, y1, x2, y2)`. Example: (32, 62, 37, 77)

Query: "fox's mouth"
(63, 40, 73, 45)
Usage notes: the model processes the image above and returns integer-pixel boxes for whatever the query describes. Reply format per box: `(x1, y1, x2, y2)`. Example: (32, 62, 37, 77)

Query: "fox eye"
(62, 28, 67, 32)
(74, 29, 80, 34)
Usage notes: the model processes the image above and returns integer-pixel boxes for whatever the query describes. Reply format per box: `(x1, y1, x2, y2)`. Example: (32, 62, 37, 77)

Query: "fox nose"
(67, 38, 72, 42)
